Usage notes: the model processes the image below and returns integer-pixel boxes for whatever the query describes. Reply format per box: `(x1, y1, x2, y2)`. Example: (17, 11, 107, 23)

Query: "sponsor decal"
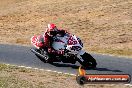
(76, 66, 131, 85)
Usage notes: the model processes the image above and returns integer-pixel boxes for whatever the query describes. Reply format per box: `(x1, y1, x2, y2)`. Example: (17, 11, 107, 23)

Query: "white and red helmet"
(47, 23, 58, 32)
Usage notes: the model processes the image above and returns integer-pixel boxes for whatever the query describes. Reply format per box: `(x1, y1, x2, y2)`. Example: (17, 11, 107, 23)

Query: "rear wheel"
(35, 48, 56, 63)
(81, 53, 97, 69)
(34, 49, 47, 63)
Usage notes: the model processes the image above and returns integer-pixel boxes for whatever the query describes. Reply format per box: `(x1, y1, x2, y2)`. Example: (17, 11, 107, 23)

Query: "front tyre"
(81, 53, 97, 69)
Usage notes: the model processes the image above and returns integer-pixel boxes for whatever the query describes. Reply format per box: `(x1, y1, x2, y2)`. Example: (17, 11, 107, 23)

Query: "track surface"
(0, 44, 132, 83)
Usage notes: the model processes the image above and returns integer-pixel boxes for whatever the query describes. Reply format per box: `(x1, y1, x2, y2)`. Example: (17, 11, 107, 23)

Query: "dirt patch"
(0, 0, 132, 56)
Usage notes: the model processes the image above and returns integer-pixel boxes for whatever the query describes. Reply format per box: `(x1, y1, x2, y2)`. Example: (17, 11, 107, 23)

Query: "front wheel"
(81, 53, 97, 69)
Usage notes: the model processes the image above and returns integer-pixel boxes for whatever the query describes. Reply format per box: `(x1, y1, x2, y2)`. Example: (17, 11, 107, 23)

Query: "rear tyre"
(34, 49, 47, 63)
(81, 53, 97, 69)
(35, 49, 55, 63)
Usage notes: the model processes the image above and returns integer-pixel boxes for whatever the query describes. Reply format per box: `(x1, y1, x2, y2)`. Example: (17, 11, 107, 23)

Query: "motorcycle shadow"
(49, 63, 79, 69)
(88, 67, 123, 72)
(50, 63, 123, 72)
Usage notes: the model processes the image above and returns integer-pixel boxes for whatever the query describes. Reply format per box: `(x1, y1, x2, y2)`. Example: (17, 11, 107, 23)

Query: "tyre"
(81, 53, 97, 69)
(34, 49, 47, 63)
(35, 49, 55, 63)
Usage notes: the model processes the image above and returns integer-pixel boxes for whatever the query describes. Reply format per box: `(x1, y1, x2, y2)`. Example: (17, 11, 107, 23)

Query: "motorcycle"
(30, 33, 97, 68)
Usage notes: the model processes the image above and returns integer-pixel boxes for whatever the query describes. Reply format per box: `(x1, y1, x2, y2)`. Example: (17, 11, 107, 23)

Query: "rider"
(37, 23, 69, 54)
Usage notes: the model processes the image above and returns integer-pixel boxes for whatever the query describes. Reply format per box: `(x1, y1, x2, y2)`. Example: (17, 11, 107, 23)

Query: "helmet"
(47, 23, 58, 32)
(47, 23, 58, 36)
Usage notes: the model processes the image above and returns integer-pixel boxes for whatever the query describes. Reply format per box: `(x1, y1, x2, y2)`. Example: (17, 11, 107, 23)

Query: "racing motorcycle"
(30, 33, 97, 68)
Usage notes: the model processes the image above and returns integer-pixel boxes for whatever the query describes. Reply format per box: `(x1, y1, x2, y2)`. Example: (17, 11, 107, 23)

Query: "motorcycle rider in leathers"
(37, 23, 69, 56)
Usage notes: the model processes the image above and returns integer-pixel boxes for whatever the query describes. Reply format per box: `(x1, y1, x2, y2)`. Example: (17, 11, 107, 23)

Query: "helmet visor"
(52, 27, 58, 31)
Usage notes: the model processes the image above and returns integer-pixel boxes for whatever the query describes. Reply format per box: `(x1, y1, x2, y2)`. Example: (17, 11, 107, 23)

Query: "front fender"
(78, 50, 85, 55)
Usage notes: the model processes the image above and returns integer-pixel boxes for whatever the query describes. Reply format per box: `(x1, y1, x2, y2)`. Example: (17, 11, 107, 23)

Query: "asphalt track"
(0, 44, 132, 83)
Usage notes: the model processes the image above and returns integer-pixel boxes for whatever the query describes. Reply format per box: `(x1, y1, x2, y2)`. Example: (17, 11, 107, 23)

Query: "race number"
(68, 36, 77, 45)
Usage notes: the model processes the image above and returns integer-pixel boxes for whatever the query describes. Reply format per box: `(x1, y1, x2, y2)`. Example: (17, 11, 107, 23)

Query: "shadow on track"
(49, 63, 79, 69)
(50, 63, 123, 72)
(91, 67, 123, 72)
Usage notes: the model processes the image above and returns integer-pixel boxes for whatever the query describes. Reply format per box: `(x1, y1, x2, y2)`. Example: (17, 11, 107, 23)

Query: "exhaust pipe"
(30, 48, 48, 60)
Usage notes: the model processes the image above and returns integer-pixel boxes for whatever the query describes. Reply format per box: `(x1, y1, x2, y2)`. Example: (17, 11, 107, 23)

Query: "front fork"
(77, 50, 86, 62)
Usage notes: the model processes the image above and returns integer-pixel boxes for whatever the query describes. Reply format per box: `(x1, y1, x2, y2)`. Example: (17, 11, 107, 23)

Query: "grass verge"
(0, 64, 131, 88)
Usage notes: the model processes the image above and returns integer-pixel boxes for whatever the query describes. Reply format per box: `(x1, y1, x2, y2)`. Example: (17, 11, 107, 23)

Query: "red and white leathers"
(31, 24, 70, 53)
(44, 29, 69, 54)
(31, 25, 69, 54)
